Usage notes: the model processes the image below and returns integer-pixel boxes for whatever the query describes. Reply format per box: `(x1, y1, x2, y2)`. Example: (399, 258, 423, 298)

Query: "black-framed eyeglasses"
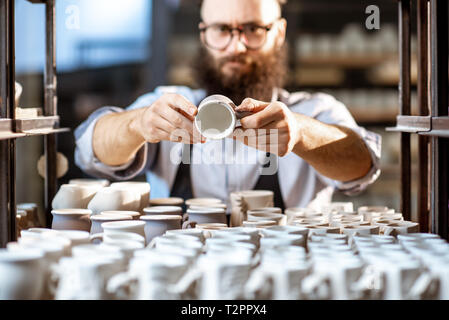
(199, 20, 279, 50)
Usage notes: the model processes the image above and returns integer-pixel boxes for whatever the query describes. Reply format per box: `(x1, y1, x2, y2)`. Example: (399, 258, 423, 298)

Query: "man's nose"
(225, 30, 247, 54)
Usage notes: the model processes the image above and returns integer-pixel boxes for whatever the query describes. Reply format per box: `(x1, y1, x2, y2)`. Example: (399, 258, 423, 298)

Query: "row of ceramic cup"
(2, 223, 449, 300)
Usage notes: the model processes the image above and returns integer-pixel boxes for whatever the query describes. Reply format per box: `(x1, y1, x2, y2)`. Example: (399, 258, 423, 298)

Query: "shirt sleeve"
(73, 91, 163, 181)
(289, 93, 382, 196)
(74, 86, 206, 181)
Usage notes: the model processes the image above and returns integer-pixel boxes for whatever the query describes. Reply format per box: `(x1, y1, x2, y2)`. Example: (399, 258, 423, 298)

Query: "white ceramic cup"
(96, 221, 146, 244)
(194, 95, 241, 140)
(51, 209, 92, 232)
(0, 249, 45, 300)
(110, 182, 151, 212)
(90, 214, 133, 235)
(186, 207, 227, 225)
(88, 187, 140, 215)
(140, 215, 184, 245)
(247, 212, 287, 226)
(143, 206, 183, 216)
(52, 184, 101, 210)
(149, 197, 184, 207)
(69, 179, 110, 187)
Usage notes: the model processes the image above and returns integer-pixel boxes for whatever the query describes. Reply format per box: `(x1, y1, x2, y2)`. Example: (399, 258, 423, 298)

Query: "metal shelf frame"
(0, 0, 67, 247)
(390, 0, 448, 238)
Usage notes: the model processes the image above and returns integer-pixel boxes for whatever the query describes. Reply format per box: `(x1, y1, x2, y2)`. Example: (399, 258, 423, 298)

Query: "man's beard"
(193, 44, 288, 105)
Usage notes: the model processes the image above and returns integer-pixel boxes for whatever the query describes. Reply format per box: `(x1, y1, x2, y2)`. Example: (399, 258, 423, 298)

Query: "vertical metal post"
(417, 0, 430, 232)
(398, 0, 412, 221)
(44, 0, 58, 228)
(0, 0, 15, 247)
(430, 0, 448, 239)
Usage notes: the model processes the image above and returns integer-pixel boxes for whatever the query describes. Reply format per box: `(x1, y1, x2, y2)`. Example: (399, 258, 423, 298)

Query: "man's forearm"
(93, 108, 146, 166)
(292, 113, 373, 182)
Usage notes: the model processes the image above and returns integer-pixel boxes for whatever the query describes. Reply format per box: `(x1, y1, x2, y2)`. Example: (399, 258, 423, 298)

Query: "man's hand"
(232, 98, 300, 157)
(132, 93, 205, 144)
(93, 93, 205, 167)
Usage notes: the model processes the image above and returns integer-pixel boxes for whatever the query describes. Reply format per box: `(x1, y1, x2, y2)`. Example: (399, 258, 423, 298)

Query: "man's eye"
(219, 26, 229, 32)
(245, 26, 259, 33)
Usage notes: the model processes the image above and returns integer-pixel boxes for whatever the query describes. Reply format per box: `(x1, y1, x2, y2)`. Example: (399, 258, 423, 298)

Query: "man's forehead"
(201, 0, 281, 25)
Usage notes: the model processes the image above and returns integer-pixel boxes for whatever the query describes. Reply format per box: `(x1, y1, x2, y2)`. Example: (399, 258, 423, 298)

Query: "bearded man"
(74, 0, 381, 216)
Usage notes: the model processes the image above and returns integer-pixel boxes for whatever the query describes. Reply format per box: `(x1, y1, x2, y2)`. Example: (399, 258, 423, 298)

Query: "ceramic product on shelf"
(0, 248, 45, 300)
(100, 211, 141, 220)
(149, 197, 184, 207)
(186, 207, 227, 225)
(140, 215, 185, 245)
(143, 206, 183, 216)
(230, 190, 274, 227)
(110, 182, 151, 213)
(51, 209, 92, 232)
(52, 184, 101, 210)
(90, 214, 133, 235)
(87, 187, 140, 215)
(69, 179, 110, 187)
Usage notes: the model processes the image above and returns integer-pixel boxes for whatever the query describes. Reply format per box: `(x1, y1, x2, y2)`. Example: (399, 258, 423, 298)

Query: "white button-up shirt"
(74, 86, 381, 212)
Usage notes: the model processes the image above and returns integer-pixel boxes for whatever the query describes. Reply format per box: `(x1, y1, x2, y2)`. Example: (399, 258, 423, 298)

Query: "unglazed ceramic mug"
(87, 187, 140, 215)
(194, 95, 250, 140)
(186, 207, 227, 225)
(140, 215, 185, 245)
(52, 184, 101, 210)
(51, 209, 92, 232)
(0, 248, 45, 300)
(149, 197, 184, 207)
(143, 206, 183, 216)
(230, 190, 274, 227)
(90, 214, 133, 235)
(110, 182, 151, 212)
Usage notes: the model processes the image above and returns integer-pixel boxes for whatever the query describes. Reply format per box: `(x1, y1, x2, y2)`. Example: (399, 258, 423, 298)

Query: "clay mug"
(51, 209, 92, 232)
(52, 184, 100, 210)
(110, 182, 151, 212)
(87, 187, 140, 215)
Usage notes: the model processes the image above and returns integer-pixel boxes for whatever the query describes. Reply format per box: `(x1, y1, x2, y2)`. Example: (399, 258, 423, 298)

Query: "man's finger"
(239, 110, 279, 129)
(165, 94, 198, 120)
(156, 105, 195, 134)
(235, 98, 270, 113)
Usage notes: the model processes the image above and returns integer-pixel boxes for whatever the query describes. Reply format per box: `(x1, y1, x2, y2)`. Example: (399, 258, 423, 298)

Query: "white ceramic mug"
(51, 209, 92, 232)
(69, 179, 110, 187)
(186, 207, 227, 225)
(88, 187, 140, 215)
(0, 249, 45, 300)
(143, 206, 183, 216)
(52, 184, 101, 210)
(194, 95, 249, 140)
(90, 214, 133, 235)
(93, 221, 146, 245)
(140, 215, 185, 245)
(110, 182, 151, 212)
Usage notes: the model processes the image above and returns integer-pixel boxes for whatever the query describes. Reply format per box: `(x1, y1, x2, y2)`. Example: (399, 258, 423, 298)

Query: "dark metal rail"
(398, 0, 412, 221)
(429, 0, 448, 238)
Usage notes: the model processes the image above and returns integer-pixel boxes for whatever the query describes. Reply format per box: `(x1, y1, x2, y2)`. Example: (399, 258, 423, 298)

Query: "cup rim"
(0, 248, 44, 261)
(51, 209, 92, 215)
(102, 220, 146, 229)
(140, 215, 182, 221)
(149, 197, 184, 206)
(100, 211, 141, 217)
(195, 101, 236, 140)
(143, 206, 183, 213)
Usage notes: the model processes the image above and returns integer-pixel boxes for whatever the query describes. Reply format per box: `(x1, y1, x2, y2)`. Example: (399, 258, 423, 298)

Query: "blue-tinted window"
(15, 0, 152, 74)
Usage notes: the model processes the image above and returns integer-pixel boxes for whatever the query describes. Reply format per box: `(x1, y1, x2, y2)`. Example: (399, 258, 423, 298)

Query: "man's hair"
(198, 0, 287, 8)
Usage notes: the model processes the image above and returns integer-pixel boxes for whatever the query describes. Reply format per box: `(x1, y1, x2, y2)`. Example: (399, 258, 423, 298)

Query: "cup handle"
(301, 273, 331, 300)
(182, 213, 189, 223)
(182, 221, 197, 230)
(107, 272, 137, 300)
(48, 263, 61, 297)
(90, 233, 104, 243)
(408, 272, 437, 299)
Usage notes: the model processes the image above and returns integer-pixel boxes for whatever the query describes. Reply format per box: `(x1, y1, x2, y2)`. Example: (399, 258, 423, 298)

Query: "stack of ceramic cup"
(230, 190, 274, 227)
